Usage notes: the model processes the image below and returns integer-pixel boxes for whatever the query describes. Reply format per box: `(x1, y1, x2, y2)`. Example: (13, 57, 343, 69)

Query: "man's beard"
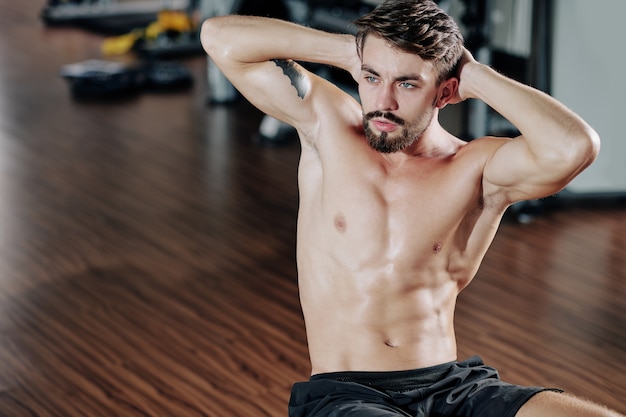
(363, 107, 435, 153)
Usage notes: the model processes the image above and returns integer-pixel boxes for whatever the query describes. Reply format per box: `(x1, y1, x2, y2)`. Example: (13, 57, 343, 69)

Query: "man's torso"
(295, 99, 507, 374)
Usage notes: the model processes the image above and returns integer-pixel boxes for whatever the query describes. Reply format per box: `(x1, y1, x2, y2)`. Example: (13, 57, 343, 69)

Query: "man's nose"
(376, 86, 398, 111)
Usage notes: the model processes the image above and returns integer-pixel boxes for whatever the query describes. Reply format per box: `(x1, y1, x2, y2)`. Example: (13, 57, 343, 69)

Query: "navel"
(384, 339, 399, 348)
(334, 213, 347, 233)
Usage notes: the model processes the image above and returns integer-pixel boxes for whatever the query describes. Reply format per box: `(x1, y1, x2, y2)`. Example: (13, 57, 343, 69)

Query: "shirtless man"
(201, 1, 620, 416)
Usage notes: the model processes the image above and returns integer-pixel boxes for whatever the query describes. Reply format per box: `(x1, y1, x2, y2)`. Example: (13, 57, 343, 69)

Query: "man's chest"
(300, 154, 484, 265)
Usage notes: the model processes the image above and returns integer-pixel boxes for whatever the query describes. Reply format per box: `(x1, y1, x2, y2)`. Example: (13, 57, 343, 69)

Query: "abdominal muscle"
(298, 254, 462, 375)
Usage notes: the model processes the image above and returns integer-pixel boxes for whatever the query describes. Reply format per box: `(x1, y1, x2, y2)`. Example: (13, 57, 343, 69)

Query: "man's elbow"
(576, 126, 601, 169)
(200, 17, 228, 60)
(562, 125, 601, 176)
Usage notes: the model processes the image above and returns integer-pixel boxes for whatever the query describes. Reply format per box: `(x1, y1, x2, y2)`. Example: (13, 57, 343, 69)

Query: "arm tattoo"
(272, 59, 308, 99)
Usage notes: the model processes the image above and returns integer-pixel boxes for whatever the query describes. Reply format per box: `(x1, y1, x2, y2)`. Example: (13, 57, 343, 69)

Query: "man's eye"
(399, 82, 415, 89)
(365, 76, 378, 83)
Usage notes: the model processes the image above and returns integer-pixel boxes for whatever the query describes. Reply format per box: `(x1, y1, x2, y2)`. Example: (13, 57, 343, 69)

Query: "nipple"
(334, 213, 347, 233)
(433, 242, 443, 254)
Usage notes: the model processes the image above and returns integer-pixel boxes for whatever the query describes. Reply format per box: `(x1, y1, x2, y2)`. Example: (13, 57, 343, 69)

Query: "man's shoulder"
(312, 79, 362, 123)
(300, 84, 363, 147)
(459, 135, 508, 149)
(454, 135, 508, 161)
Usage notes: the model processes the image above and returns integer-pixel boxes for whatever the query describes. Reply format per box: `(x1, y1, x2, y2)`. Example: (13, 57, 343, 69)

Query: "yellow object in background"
(102, 10, 195, 56)
(152, 10, 194, 35)
(102, 29, 143, 56)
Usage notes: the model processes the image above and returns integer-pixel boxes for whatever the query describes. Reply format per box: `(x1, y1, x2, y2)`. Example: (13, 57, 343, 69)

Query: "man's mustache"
(365, 111, 405, 126)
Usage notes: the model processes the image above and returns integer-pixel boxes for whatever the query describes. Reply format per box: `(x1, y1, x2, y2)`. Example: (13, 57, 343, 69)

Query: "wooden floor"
(0, 2, 624, 416)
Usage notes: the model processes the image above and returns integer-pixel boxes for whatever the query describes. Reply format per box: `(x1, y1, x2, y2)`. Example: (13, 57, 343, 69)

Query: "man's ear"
(435, 77, 459, 109)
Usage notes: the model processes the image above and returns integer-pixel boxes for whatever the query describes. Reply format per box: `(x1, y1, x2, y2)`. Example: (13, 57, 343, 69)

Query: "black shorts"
(289, 356, 561, 417)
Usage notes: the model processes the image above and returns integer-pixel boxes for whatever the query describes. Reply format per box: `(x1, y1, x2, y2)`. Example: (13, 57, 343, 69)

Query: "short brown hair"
(354, 0, 464, 83)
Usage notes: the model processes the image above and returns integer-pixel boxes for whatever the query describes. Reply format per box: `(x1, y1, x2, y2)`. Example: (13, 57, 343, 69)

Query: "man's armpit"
(272, 59, 309, 99)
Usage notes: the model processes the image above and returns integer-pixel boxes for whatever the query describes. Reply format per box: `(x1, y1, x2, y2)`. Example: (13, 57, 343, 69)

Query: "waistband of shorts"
(309, 356, 484, 391)
(310, 360, 454, 382)
(312, 359, 465, 388)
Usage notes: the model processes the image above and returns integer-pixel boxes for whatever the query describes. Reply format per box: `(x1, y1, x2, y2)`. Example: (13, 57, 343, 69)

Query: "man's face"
(358, 36, 440, 153)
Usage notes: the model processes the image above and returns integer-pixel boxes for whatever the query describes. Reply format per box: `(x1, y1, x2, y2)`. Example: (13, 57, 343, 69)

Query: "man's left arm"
(456, 50, 600, 207)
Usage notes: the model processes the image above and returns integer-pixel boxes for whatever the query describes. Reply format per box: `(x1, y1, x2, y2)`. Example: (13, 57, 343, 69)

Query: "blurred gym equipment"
(42, 0, 191, 34)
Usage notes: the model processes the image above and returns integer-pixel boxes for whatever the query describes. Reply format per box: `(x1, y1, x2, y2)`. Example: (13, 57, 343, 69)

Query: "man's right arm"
(200, 16, 359, 141)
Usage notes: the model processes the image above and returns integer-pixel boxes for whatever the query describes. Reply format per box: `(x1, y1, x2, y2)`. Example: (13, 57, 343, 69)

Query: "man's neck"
(379, 121, 462, 164)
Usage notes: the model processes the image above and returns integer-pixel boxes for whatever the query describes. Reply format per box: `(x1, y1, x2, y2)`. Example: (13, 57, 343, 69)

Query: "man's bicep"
(482, 136, 571, 205)
(271, 59, 309, 99)
(228, 59, 318, 130)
